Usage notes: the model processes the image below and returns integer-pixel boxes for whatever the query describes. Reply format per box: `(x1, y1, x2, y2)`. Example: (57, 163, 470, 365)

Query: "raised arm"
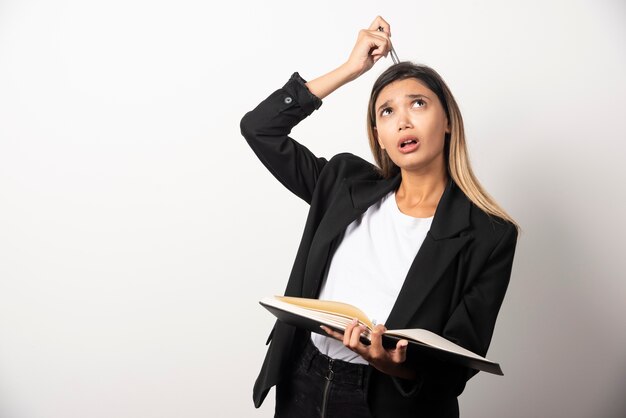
(240, 16, 394, 204)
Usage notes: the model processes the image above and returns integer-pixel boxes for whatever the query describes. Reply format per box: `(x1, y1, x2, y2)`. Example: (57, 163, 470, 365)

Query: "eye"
(412, 99, 426, 108)
(381, 107, 392, 116)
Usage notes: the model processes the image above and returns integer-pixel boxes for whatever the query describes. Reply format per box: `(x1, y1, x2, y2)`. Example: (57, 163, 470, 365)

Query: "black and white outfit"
(240, 72, 518, 418)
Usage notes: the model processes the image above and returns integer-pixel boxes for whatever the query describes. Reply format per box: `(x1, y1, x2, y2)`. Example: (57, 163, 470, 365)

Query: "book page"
(386, 328, 489, 362)
(276, 296, 374, 329)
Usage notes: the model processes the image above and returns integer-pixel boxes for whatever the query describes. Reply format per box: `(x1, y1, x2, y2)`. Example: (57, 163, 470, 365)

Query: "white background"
(1, 1, 625, 417)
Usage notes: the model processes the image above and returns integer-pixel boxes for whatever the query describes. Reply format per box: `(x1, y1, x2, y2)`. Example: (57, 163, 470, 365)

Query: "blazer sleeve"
(240, 72, 327, 204)
(392, 221, 519, 399)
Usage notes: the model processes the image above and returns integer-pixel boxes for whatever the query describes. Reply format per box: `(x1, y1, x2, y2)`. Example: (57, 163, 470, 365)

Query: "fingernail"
(352, 318, 358, 325)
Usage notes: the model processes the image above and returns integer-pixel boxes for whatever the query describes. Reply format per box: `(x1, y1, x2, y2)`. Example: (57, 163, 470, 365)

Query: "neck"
(396, 164, 448, 208)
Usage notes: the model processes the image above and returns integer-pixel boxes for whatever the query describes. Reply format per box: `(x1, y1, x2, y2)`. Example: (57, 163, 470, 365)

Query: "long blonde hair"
(367, 62, 521, 234)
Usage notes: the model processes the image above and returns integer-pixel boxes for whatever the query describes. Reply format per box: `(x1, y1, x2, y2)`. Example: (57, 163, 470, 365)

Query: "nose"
(397, 110, 413, 131)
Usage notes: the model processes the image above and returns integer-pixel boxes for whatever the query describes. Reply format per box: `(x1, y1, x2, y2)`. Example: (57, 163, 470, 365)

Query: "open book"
(259, 295, 503, 375)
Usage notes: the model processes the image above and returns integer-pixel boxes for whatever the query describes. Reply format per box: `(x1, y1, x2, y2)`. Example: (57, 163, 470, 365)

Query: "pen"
(378, 26, 400, 64)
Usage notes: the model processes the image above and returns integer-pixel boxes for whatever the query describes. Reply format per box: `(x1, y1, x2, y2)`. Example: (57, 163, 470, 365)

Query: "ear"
(374, 127, 386, 150)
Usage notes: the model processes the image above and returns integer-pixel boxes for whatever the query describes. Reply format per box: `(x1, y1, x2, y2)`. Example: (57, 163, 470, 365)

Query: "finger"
(343, 318, 358, 346)
(359, 29, 389, 48)
(320, 325, 343, 340)
(368, 16, 392, 37)
(365, 32, 391, 57)
(369, 324, 387, 359)
(366, 29, 390, 44)
(349, 324, 366, 349)
(370, 324, 385, 348)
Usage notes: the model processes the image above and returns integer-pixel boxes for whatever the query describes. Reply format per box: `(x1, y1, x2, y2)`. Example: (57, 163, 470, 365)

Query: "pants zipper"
(320, 358, 334, 418)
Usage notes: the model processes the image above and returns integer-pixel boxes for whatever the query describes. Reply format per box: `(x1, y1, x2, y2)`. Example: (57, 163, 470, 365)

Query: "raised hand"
(344, 16, 394, 79)
(304, 16, 394, 100)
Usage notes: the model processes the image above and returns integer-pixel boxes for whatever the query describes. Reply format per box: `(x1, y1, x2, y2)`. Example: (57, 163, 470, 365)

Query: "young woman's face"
(373, 78, 450, 174)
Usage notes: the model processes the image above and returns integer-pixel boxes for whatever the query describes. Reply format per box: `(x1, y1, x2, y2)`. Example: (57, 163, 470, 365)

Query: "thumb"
(393, 340, 408, 363)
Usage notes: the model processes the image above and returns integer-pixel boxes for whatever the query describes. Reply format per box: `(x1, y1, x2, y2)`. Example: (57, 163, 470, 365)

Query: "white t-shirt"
(311, 190, 434, 364)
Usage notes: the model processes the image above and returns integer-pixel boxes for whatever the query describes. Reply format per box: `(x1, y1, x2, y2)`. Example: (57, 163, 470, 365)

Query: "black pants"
(275, 339, 374, 418)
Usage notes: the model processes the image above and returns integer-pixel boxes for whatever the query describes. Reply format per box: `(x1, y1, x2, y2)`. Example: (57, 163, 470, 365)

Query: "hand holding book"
(320, 319, 417, 380)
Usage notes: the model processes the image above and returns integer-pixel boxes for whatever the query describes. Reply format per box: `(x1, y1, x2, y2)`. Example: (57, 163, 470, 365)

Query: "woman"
(240, 16, 520, 418)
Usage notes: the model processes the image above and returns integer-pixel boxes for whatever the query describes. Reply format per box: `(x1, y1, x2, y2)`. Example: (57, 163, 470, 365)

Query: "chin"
(393, 155, 443, 174)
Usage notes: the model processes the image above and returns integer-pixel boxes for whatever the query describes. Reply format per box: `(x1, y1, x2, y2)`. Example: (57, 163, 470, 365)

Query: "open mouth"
(400, 139, 418, 148)
(397, 136, 420, 154)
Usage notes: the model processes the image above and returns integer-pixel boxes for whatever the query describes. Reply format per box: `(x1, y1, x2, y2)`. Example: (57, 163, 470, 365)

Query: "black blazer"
(240, 72, 519, 418)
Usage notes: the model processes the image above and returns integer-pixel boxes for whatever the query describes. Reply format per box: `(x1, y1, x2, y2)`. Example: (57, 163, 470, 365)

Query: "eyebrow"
(377, 94, 430, 113)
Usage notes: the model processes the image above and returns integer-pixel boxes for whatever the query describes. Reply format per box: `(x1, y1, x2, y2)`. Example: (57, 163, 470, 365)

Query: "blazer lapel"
(386, 177, 473, 329)
(303, 173, 473, 330)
